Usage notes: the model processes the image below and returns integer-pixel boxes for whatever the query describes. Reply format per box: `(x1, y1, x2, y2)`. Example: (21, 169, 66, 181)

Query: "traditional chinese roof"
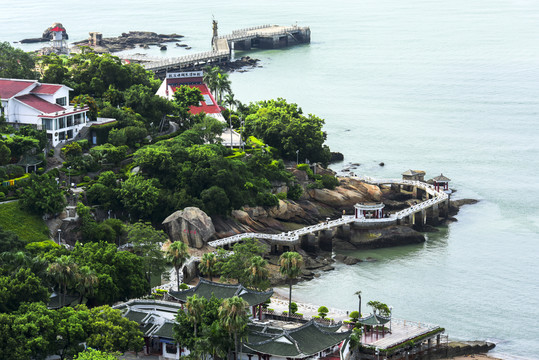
(243, 320, 350, 358)
(0, 79, 36, 99)
(47, 292, 79, 309)
(153, 322, 175, 339)
(402, 169, 425, 176)
(433, 174, 451, 182)
(50, 26, 65, 32)
(30, 84, 64, 95)
(357, 314, 391, 326)
(115, 299, 183, 340)
(15, 94, 65, 114)
(15, 154, 43, 167)
(168, 278, 273, 306)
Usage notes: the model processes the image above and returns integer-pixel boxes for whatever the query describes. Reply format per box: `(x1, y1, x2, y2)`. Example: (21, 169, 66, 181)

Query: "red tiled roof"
(30, 84, 63, 95)
(0, 79, 36, 99)
(171, 84, 222, 115)
(15, 94, 65, 114)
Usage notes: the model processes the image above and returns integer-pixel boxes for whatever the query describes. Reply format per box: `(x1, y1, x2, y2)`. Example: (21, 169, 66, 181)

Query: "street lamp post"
(389, 306, 393, 332)
(229, 117, 233, 149)
(376, 348, 380, 360)
(240, 119, 244, 152)
(296, 149, 299, 165)
(68, 166, 71, 189)
(57, 229, 61, 244)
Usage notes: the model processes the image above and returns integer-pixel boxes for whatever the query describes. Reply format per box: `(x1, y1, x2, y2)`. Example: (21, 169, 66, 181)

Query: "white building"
(0, 78, 89, 146)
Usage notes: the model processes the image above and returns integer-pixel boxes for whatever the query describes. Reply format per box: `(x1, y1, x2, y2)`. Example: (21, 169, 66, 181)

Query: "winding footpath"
(207, 176, 450, 248)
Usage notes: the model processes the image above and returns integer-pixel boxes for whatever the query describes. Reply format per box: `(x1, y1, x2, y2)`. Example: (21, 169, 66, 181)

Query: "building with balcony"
(0, 78, 89, 146)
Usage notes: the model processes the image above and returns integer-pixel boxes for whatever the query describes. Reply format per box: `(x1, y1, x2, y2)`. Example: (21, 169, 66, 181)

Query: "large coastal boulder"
(162, 207, 215, 249)
(267, 200, 307, 221)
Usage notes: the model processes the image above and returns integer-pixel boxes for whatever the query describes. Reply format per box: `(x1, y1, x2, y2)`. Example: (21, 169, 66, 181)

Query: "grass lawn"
(0, 201, 50, 242)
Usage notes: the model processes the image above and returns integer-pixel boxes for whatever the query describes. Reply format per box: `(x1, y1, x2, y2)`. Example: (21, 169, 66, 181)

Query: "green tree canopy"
(20, 173, 66, 216)
(0, 42, 36, 79)
(243, 98, 331, 165)
(86, 305, 144, 353)
(119, 175, 160, 220)
(127, 222, 167, 292)
(0, 268, 50, 313)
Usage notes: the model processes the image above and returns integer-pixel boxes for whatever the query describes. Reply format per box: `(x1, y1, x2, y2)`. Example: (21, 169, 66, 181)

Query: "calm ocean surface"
(2, 1, 539, 358)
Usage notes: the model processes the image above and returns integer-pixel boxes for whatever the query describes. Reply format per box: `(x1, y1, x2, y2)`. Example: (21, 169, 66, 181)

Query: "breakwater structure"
(207, 176, 451, 252)
(118, 21, 310, 75)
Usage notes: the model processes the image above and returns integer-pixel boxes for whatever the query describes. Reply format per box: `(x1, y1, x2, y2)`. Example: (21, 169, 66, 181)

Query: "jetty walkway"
(207, 176, 450, 249)
(119, 24, 310, 73)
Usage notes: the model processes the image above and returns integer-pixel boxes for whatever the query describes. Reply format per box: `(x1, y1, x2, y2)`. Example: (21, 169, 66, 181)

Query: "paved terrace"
(207, 176, 449, 248)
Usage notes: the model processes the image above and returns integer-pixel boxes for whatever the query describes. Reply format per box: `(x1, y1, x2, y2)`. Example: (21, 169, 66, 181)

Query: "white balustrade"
(208, 176, 449, 248)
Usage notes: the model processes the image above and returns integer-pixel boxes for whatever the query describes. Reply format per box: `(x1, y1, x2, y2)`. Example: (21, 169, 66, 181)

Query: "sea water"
(2, 1, 538, 358)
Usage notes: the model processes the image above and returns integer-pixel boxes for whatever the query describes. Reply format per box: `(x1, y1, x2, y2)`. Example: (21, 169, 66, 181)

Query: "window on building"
(67, 130, 73, 139)
(66, 115, 73, 127)
(74, 113, 82, 125)
(58, 117, 66, 129)
(42, 118, 53, 131)
(56, 97, 67, 106)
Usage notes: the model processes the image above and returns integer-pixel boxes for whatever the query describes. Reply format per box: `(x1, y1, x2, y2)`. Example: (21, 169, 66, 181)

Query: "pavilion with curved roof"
(168, 278, 273, 320)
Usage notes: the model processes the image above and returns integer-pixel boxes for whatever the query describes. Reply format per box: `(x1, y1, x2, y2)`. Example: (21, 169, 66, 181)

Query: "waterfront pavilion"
(401, 169, 425, 182)
(354, 203, 386, 219)
(432, 174, 451, 192)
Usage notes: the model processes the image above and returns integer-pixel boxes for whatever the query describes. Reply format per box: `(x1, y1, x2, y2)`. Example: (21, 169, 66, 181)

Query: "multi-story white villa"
(0, 78, 89, 146)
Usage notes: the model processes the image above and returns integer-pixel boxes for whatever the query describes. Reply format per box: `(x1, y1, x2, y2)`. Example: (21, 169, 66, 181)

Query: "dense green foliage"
(217, 238, 269, 289)
(20, 174, 66, 216)
(0, 268, 50, 313)
(174, 295, 233, 359)
(127, 222, 167, 292)
(0, 302, 142, 359)
(242, 98, 331, 165)
(130, 136, 289, 216)
(0, 42, 36, 79)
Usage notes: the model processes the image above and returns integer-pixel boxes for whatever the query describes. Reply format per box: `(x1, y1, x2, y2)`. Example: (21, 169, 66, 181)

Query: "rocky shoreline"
(71, 31, 185, 53)
(165, 166, 478, 286)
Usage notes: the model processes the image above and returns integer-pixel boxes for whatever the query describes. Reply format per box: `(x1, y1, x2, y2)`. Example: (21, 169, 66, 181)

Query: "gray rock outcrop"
(162, 207, 215, 249)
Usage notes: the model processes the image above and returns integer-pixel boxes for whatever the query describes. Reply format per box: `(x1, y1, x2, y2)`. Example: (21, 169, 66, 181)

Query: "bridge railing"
(218, 26, 306, 42)
(231, 24, 272, 34)
(208, 177, 449, 248)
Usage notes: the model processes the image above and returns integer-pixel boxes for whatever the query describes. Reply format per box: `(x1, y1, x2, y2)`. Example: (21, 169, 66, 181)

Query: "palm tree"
(219, 296, 249, 360)
(279, 251, 303, 318)
(47, 255, 78, 307)
(215, 72, 232, 104)
(247, 255, 269, 290)
(166, 241, 190, 291)
(186, 294, 205, 338)
(224, 93, 237, 111)
(367, 300, 380, 315)
(355, 290, 362, 317)
(75, 265, 98, 304)
(203, 66, 220, 99)
(198, 252, 217, 281)
(348, 327, 363, 355)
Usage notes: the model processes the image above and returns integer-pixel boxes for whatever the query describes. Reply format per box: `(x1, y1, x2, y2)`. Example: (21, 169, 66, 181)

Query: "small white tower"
(50, 25, 67, 53)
